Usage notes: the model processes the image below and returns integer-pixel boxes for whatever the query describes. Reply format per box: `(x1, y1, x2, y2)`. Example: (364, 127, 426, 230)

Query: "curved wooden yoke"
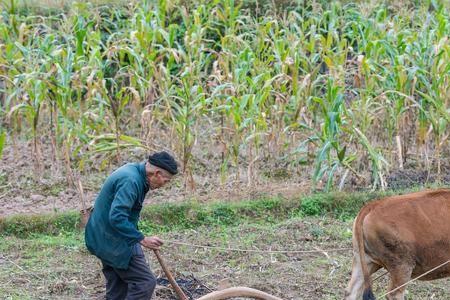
(196, 286, 284, 300)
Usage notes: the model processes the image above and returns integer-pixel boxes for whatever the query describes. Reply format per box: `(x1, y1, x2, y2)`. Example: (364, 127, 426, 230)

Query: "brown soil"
(0, 140, 313, 217)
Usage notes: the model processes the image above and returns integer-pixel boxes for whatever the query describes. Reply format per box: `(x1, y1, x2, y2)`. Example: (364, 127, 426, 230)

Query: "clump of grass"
(296, 186, 435, 219)
(0, 211, 81, 236)
(139, 197, 296, 233)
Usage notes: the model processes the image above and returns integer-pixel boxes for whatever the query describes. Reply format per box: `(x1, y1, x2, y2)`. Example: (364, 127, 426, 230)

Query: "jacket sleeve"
(109, 179, 145, 245)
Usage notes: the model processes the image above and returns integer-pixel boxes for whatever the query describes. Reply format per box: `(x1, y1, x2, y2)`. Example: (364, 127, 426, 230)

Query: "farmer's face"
(148, 169, 172, 189)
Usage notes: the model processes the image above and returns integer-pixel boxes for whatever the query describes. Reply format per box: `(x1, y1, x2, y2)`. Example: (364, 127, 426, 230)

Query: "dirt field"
(2, 138, 448, 219)
(1, 216, 450, 300)
(0, 139, 318, 217)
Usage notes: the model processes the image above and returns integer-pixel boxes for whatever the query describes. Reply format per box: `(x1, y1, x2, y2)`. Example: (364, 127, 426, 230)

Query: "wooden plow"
(153, 249, 284, 300)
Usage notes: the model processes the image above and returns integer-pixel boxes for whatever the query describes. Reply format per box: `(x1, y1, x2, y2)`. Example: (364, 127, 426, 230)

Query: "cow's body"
(345, 189, 450, 300)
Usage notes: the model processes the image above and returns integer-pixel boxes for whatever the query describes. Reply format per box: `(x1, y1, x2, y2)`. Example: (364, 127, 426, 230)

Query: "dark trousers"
(101, 244, 156, 300)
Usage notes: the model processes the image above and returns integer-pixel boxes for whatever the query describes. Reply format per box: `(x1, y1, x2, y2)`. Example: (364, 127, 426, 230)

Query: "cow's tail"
(355, 205, 376, 300)
(363, 289, 376, 300)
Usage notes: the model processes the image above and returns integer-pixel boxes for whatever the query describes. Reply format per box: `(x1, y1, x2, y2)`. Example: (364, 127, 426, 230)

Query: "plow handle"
(153, 249, 189, 300)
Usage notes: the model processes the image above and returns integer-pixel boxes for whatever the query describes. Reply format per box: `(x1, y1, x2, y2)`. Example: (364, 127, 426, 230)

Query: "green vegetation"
(1, 2, 450, 298)
(0, 187, 426, 236)
(1, 0, 449, 191)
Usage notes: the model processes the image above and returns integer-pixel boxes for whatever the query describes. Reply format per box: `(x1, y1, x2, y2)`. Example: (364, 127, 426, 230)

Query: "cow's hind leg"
(385, 265, 414, 300)
(344, 255, 381, 300)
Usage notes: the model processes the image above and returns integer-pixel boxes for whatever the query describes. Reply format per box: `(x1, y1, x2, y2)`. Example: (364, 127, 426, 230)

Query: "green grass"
(0, 232, 93, 299)
(0, 211, 82, 236)
(1, 215, 449, 299)
(0, 217, 355, 299)
(0, 187, 436, 237)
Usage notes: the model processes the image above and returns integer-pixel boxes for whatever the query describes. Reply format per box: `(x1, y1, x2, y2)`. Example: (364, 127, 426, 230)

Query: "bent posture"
(85, 151, 178, 300)
(345, 189, 450, 300)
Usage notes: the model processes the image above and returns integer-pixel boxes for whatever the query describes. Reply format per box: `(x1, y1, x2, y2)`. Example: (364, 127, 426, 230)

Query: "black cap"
(148, 151, 178, 175)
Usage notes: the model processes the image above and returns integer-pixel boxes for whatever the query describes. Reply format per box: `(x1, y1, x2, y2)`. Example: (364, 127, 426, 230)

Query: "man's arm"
(109, 179, 145, 245)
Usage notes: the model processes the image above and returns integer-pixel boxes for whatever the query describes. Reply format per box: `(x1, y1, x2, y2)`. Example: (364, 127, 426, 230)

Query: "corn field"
(1, 0, 450, 191)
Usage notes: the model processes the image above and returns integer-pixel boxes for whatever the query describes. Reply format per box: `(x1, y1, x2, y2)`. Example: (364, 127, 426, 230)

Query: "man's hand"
(140, 236, 164, 250)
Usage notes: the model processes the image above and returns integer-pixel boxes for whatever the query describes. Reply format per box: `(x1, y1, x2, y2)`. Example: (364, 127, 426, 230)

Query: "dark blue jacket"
(85, 162, 149, 269)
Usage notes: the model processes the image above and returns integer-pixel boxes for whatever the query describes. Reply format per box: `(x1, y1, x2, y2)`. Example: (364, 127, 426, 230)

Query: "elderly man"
(85, 151, 178, 300)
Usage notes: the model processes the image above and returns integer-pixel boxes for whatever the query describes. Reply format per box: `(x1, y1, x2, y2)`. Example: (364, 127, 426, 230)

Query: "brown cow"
(345, 189, 450, 300)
